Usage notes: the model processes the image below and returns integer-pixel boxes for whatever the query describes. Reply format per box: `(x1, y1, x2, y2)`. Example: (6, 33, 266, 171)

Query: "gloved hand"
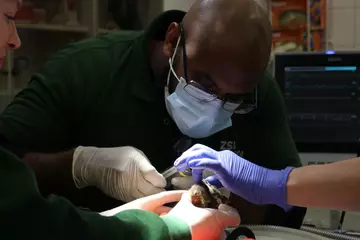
(72, 146, 167, 202)
(167, 192, 240, 240)
(100, 190, 186, 217)
(171, 170, 231, 198)
(174, 144, 294, 211)
(170, 169, 213, 189)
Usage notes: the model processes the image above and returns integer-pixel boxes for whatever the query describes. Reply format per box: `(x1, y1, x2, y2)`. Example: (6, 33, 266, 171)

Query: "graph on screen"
(284, 66, 360, 143)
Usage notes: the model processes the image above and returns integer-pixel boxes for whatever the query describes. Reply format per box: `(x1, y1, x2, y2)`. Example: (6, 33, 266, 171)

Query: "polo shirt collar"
(130, 10, 186, 102)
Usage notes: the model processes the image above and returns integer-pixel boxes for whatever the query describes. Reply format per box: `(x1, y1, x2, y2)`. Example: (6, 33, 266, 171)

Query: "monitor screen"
(275, 52, 360, 153)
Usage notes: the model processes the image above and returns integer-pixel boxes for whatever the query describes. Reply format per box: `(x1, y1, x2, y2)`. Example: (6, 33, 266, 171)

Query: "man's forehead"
(187, 39, 252, 72)
(186, 42, 263, 93)
(215, 65, 259, 91)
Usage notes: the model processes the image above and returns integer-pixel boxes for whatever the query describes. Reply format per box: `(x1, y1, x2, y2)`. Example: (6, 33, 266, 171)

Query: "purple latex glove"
(174, 144, 294, 211)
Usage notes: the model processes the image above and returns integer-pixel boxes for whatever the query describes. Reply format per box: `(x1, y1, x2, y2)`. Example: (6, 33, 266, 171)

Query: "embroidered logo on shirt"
(220, 140, 244, 157)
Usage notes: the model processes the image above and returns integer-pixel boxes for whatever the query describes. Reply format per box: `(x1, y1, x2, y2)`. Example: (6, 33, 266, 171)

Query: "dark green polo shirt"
(0, 10, 301, 174)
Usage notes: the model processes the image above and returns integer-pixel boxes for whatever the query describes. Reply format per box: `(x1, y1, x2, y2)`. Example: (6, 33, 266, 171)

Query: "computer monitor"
(275, 51, 360, 153)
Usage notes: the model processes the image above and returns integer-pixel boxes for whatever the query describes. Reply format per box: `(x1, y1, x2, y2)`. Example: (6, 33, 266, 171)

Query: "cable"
(301, 226, 360, 240)
(225, 226, 256, 240)
(337, 211, 347, 232)
(226, 225, 360, 240)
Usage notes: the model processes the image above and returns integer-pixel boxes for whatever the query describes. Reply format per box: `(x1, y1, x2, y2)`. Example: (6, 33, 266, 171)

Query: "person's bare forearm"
(287, 158, 360, 211)
(23, 149, 77, 195)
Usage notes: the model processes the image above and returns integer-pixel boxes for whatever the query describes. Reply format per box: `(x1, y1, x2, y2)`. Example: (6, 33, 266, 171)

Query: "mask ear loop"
(179, 23, 189, 82)
(166, 36, 182, 88)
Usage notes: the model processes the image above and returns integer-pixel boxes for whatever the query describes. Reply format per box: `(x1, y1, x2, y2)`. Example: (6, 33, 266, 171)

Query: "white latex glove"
(100, 190, 186, 217)
(167, 192, 240, 240)
(171, 170, 231, 198)
(72, 146, 167, 202)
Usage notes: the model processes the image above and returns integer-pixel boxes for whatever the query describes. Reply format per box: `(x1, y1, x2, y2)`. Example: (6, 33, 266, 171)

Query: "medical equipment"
(275, 51, 360, 153)
(162, 166, 192, 190)
(301, 226, 360, 240)
(226, 225, 328, 239)
(162, 166, 191, 178)
(225, 225, 360, 240)
(162, 166, 179, 179)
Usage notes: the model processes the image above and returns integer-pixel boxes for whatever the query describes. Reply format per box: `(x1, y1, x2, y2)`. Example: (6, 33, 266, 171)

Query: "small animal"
(189, 180, 230, 209)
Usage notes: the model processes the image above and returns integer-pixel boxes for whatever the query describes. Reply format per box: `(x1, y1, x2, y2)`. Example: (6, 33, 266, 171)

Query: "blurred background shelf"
(16, 22, 89, 33)
(271, 0, 327, 55)
(0, 0, 333, 110)
(1, 0, 168, 110)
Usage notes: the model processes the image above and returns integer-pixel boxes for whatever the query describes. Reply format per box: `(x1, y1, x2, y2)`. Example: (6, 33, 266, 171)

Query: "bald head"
(163, 0, 272, 95)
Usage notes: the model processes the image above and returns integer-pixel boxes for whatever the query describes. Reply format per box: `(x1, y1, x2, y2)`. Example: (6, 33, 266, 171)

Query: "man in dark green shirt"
(0, 0, 304, 226)
(1, 1, 240, 239)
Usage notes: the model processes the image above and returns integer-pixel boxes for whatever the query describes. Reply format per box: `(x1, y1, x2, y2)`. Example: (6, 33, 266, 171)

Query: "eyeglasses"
(178, 23, 257, 114)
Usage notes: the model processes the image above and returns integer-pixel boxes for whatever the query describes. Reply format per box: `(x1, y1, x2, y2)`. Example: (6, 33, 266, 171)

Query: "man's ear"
(163, 22, 180, 58)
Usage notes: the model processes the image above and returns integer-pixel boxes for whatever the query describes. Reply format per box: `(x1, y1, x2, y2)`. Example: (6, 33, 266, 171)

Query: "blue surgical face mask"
(165, 37, 240, 139)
